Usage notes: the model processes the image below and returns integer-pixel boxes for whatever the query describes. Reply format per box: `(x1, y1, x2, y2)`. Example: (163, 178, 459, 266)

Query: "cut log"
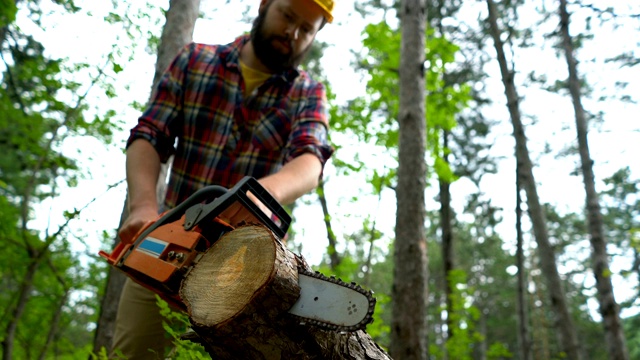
(179, 224, 392, 359)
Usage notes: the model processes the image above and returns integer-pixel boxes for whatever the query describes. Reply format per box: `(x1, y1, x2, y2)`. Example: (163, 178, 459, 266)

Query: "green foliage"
(0, 0, 151, 357)
(624, 314, 640, 360)
(157, 296, 210, 359)
(442, 269, 483, 360)
(91, 346, 126, 360)
(600, 167, 640, 307)
(332, 20, 470, 190)
(0, 0, 17, 27)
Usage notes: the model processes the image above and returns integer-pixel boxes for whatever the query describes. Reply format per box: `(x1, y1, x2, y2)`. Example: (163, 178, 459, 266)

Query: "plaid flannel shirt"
(127, 35, 334, 209)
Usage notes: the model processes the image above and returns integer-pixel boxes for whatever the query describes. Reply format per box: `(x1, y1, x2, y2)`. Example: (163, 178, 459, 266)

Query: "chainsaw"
(99, 176, 375, 332)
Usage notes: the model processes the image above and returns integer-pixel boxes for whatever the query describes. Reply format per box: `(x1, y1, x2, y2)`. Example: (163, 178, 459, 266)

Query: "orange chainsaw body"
(99, 177, 290, 310)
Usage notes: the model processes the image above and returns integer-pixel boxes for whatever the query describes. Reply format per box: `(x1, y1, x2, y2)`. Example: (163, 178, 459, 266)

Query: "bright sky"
(16, 0, 640, 319)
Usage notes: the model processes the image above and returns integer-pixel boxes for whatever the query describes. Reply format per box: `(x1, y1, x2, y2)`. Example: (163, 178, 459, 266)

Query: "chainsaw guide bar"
(289, 266, 376, 333)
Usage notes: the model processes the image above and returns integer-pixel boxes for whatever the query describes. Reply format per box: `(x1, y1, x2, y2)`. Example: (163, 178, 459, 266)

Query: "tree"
(391, 0, 428, 359)
(515, 163, 532, 360)
(92, 0, 201, 353)
(1, 2, 120, 358)
(601, 167, 640, 304)
(557, 1, 629, 358)
(485, 0, 583, 358)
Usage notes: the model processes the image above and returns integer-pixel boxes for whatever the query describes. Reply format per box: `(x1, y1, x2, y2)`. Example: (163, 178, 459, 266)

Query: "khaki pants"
(110, 278, 174, 359)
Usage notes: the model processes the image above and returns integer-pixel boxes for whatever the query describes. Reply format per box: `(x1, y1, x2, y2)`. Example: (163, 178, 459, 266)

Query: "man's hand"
(118, 206, 159, 244)
(257, 153, 322, 205)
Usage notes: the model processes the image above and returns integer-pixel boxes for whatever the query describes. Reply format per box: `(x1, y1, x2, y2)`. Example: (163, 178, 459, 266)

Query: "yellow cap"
(312, 0, 334, 23)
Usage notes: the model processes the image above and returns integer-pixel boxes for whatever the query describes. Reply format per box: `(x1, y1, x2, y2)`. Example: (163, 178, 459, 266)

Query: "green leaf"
(113, 62, 124, 73)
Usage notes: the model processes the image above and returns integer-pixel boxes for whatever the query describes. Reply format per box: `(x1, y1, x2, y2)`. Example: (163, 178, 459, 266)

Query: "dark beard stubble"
(250, 3, 313, 73)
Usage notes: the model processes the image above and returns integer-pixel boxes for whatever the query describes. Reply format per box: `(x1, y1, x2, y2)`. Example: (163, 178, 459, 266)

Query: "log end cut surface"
(180, 225, 276, 327)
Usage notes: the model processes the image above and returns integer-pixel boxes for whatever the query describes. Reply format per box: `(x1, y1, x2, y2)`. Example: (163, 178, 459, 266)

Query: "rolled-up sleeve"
(285, 81, 334, 167)
(126, 43, 194, 163)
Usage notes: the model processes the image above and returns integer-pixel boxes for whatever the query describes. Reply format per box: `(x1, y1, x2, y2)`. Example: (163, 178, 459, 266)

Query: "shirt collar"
(222, 34, 300, 83)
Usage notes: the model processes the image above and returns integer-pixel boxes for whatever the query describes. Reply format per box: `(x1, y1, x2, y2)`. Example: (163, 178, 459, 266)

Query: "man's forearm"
(125, 139, 162, 212)
(259, 153, 323, 205)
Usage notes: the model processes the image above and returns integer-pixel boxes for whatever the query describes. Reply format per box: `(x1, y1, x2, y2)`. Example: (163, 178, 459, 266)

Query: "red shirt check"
(127, 35, 334, 209)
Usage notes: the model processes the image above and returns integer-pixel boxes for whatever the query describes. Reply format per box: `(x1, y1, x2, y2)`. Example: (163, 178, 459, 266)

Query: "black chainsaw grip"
(183, 177, 291, 239)
(235, 176, 291, 238)
(130, 177, 291, 248)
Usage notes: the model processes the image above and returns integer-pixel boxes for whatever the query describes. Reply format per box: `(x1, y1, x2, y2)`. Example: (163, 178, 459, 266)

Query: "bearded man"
(110, 0, 335, 358)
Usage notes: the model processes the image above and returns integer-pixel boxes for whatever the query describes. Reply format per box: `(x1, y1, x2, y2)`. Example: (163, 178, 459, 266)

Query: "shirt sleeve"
(284, 81, 335, 168)
(126, 42, 195, 163)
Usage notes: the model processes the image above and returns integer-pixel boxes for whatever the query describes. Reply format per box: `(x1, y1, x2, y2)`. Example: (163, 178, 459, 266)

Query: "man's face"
(250, 0, 325, 73)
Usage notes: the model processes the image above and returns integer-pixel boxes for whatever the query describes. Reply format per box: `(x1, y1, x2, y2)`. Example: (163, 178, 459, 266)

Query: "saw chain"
(289, 265, 377, 333)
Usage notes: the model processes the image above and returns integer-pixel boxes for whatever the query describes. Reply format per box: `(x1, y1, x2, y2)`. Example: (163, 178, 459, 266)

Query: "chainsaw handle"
(128, 185, 229, 250)
(184, 177, 291, 239)
(131, 177, 291, 249)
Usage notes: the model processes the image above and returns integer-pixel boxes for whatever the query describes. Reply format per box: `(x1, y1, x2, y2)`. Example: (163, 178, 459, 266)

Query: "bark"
(92, 0, 200, 354)
(485, 0, 583, 358)
(391, 0, 428, 359)
(515, 166, 531, 360)
(558, 1, 629, 359)
(180, 225, 392, 360)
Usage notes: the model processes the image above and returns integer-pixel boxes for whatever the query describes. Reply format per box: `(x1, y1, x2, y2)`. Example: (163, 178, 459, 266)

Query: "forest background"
(1, 0, 639, 359)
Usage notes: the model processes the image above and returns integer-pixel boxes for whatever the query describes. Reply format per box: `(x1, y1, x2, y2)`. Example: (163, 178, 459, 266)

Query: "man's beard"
(250, 5, 312, 73)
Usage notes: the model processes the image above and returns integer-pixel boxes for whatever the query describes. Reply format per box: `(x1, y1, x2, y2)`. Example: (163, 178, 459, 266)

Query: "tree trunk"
(439, 131, 454, 342)
(391, 0, 428, 359)
(179, 225, 392, 360)
(557, 1, 629, 359)
(515, 165, 531, 360)
(37, 290, 69, 360)
(91, 0, 200, 354)
(91, 202, 129, 355)
(2, 257, 39, 360)
(475, 309, 487, 360)
(317, 178, 341, 269)
(530, 257, 551, 360)
(485, 0, 583, 358)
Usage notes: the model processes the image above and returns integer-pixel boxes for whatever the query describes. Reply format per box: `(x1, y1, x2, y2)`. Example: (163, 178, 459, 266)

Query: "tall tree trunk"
(439, 130, 454, 342)
(557, 2, 629, 359)
(317, 178, 341, 269)
(515, 164, 531, 360)
(1, 257, 39, 359)
(531, 267, 551, 360)
(391, 0, 428, 359)
(91, 0, 200, 354)
(362, 190, 382, 288)
(91, 202, 129, 355)
(485, 1, 583, 358)
(37, 290, 69, 360)
(475, 309, 487, 360)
